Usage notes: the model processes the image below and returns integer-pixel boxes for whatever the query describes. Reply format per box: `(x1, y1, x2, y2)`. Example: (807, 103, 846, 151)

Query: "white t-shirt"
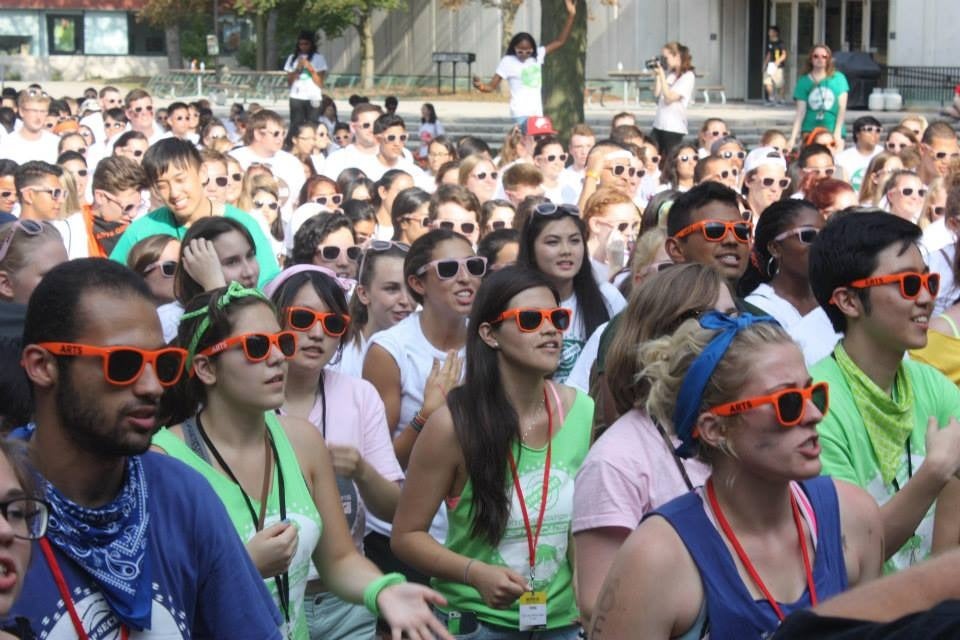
(283, 53, 328, 101)
(929, 244, 959, 316)
(557, 281, 626, 384)
(836, 145, 881, 191)
(328, 334, 371, 379)
(50, 213, 89, 260)
(495, 47, 547, 118)
(746, 283, 840, 365)
(321, 144, 377, 181)
(228, 146, 306, 216)
(0, 129, 60, 164)
(652, 71, 696, 135)
(158, 301, 186, 344)
(922, 218, 955, 255)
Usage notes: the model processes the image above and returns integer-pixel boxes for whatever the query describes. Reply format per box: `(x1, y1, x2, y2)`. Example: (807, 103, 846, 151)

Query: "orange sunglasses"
(674, 219, 753, 244)
(847, 271, 939, 300)
(493, 307, 572, 333)
(38, 342, 187, 387)
(710, 381, 829, 427)
(285, 307, 351, 337)
(199, 331, 298, 362)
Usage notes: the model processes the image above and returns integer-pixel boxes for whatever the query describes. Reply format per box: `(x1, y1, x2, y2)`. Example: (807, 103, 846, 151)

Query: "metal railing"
(880, 66, 960, 106)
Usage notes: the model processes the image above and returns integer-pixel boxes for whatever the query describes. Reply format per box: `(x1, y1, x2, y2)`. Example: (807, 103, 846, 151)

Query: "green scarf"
(833, 343, 914, 485)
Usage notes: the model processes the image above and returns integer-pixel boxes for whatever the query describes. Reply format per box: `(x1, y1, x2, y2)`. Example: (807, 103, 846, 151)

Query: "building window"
(129, 15, 166, 56)
(84, 12, 127, 55)
(47, 14, 82, 55)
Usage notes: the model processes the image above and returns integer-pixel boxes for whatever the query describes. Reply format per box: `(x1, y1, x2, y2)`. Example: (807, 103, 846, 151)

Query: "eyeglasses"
(859, 125, 882, 134)
(847, 271, 940, 300)
(101, 191, 141, 216)
(886, 142, 910, 151)
(493, 307, 572, 333)
(0, 498, 51, 540)
(0, 219, 44, 263)
(607, 164, 640, 177)
(933, 206, 946, 217)
(721, 150, 747, 160)
(385, 133, 408, 143)
(811, 53, 831, 60)
(286, 307, 351, 336)
(254, 200, 279, 210)
(122, 149, 145, 158)
(38, 342, 188, 387)
(597, 219, 640, 234)
(674, 219, 753, 243)
(435, 220, 476, 236)
(358, 122, 373, 129)
(934, 151, 960, 161)
(711, 382, 829, 427)
(143, 260, 177, 278)
(24, 88, 49, 99)
(313, 194, 343, 207)
(358, 239, 410, 275)
(802, 166, 836, 177)
(416, 256, 488, 279)
(0, 191, 13, 200)
(199, 331, 297, 362)
(260, 129, 284, 138)
(231, 172, 243, 182)
(106, 122, 126, 130)
(712, 168, 740, 180)
(647, 155, 662, 165)
(212, 176, 228, 188)
(896, 187, 928, 198)
(29, 187, 65, 200)
(533, 202, 580, 217)
(316, 245, 361, 261)
(539, 153, 568, 163)
(759, 177, 791, 189)
(131, 105, 154, 114)
(707, 130, 729, 138)
(472, 171, 498, 181)
(429, 151, 452, 159)
(774, 226, 819, 245)
(490, 220, 509, 230)
(678, 154, 696, 163)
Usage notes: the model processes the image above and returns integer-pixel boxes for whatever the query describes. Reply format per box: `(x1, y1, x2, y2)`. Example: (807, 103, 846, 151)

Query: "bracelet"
(585, 170, 600, 182)
(463, 558, 476, 585)
(363, 572, 407, 617)
(409, 410, 427, 433)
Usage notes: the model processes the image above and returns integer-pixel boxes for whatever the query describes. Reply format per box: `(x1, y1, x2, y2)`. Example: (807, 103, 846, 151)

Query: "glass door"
(771, 0, 820, 92)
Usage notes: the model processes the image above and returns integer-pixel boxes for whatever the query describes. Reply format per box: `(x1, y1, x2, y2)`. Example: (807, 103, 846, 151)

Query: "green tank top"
(434, 390, 594, 630)
(153, 412, 322, 640)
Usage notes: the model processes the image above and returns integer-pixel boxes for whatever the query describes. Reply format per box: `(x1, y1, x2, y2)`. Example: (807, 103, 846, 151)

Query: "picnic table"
(608, 70, 655, 106)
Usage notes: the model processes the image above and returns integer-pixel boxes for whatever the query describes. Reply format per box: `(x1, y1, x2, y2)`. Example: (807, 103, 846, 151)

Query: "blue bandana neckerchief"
(43, 456, 153, 631)
(672, 311, 778, 458)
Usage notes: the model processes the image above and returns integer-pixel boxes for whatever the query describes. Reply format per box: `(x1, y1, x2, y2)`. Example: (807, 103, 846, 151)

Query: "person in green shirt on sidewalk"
(109, 138, 280, 288)
(809, 209, 960, 573)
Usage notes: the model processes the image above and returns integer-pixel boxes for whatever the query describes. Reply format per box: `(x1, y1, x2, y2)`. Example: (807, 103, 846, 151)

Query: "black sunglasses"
(316, 245, 361, 261)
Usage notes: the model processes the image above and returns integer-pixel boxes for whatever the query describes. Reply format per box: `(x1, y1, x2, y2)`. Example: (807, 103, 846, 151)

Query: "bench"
(584, 80, 613, 107)
(699, 85, 727, 105)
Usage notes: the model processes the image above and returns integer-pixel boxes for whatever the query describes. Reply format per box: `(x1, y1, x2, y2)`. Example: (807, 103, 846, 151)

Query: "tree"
(139, 0, 210, 69)
(302, 0, 406, 90)
(542, 0, 586, 138)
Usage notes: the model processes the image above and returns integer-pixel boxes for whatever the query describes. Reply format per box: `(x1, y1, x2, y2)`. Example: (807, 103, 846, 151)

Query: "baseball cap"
(523, 116, 557, 137)
(743, 146, 787, 174)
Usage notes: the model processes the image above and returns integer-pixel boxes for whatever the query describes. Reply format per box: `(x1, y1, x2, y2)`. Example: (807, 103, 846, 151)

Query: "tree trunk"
(500, 0, 522, 55)
(254, 12, 267, 70)
(266, 9, 279, 69)
(358, 9, 375, 90)
(165, 25, 182, 69)
(542, 0, 585, 140)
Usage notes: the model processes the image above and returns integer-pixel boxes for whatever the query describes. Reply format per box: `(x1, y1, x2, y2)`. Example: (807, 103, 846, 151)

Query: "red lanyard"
(506, 387, 552, 583)
(40, 538, 130, 640)
(705, 478, 817, 621)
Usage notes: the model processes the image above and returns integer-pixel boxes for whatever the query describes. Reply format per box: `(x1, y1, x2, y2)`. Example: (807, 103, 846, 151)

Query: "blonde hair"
(920, 176, 947, 229)
(858, 151, 901, 206)
(59, 170, 82, 219)
(641, 319, 792, 461)
(237, 174, 279, 212)
(458, 154, 494, 186)
(628, 228, 668, 283)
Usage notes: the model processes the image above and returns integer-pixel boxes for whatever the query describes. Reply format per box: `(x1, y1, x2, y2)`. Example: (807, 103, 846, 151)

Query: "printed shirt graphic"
(496, 46, 547, 118)
(812, 355, 960, 572)
(9, 453, 283, 639)
(433, 391, 594, 630)
(795, 72, 850, 136)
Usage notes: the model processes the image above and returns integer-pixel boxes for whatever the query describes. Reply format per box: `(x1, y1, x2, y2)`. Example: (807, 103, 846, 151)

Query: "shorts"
(765, 64, 784, 89)
(433, 608, 582, 640)
(303, 591, 376, 640)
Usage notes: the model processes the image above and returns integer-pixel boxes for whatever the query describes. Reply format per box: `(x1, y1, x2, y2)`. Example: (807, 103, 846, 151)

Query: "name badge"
(519, 591, 548, 630)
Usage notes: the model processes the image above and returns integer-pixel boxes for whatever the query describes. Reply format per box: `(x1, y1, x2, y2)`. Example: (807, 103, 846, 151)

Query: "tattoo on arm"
(590, 577, 620, 638)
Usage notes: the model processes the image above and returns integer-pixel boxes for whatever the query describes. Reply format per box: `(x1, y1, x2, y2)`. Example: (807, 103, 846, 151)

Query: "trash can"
(834, 52, 882, 110)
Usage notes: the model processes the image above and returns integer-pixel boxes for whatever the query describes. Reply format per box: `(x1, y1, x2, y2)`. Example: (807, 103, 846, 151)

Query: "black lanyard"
(891, 439, 914, 493)
(657, 423, 694, 491)
(196, 412, 290, 623)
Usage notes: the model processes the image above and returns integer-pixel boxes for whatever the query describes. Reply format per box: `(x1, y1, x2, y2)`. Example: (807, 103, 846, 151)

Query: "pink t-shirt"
(304, 369, 404, 551)
(572, 408, 710, 533)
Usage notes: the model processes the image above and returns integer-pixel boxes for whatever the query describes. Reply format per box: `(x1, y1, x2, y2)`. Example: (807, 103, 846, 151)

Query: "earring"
(765, 255, 779, 279)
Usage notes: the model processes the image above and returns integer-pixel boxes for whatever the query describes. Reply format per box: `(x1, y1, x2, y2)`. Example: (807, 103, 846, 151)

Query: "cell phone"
(446, 611, 479, 635)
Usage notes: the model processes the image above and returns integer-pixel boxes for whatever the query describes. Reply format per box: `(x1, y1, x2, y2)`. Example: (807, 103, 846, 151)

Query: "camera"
(645, 55, 667, 70)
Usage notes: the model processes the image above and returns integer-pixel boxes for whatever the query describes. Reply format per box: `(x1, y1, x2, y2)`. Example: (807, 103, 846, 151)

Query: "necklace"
(518, 392, 547, 442)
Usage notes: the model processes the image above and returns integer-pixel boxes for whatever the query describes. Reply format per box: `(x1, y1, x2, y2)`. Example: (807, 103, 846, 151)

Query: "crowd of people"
(2, 31, 960, 640)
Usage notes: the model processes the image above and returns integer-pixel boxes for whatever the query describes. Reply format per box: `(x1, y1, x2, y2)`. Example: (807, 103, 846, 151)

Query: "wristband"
(409, 410, 427, 433)
(363, 572, 407, 617)
(585, 170, 600, 182)
(463, 558, 476, 585)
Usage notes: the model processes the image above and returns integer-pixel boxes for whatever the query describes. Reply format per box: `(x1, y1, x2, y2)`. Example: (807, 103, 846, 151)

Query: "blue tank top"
(654, 476, 847, 639)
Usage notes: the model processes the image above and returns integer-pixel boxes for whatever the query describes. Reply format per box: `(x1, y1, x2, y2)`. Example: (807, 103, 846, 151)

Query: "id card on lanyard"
(507, 387, 553, 631)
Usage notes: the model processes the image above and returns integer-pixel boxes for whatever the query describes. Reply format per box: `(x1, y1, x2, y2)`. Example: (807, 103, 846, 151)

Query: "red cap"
(524, 116, 557, 136)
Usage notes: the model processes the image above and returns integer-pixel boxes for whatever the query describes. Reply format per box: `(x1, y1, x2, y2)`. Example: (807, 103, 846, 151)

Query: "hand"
(564, 0, 576, 15)
(421, 351, 463, 419)
(245, 521, 298, 578)
(467, 562, 529, 609)
(377, 582, 453, 640)
(328, 444, 366, 480)
(923, 417, 960, 483)
(472, 76, 485, 92)
(181, 238, 226, 292)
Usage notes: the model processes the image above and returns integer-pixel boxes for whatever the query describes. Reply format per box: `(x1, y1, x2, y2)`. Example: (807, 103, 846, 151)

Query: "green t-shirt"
(109, 204, 280, 289)
(154, 413, 322, 639)
(435, 390, 594, 630)
(793, 71, 850, 136)
(812, 354, 960, 572)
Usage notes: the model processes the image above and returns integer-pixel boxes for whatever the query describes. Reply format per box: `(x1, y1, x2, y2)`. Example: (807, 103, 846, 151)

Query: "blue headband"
(672, 311, 777, 458)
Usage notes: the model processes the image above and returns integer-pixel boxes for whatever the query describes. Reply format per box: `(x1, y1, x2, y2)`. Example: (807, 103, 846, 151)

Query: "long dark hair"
(158, 288, 272, 426)
(448, 266, 559, 544)
(404, 228, 470, 305)
(174, 217, 256, 304)
(293, 30, 317, 57)
(518, 210, 611, 339)
(270, 270, 349, 362)
(737, 199, 817, 297)
(506, 32, 538, 57)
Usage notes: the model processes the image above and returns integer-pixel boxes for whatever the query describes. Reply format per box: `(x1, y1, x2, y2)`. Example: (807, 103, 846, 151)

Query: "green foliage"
(236, 40, 257, 69)
(179, 15, 216, 66)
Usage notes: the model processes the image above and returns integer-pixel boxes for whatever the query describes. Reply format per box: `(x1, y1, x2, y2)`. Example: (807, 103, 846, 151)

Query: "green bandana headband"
(182, 281, 269, 371)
